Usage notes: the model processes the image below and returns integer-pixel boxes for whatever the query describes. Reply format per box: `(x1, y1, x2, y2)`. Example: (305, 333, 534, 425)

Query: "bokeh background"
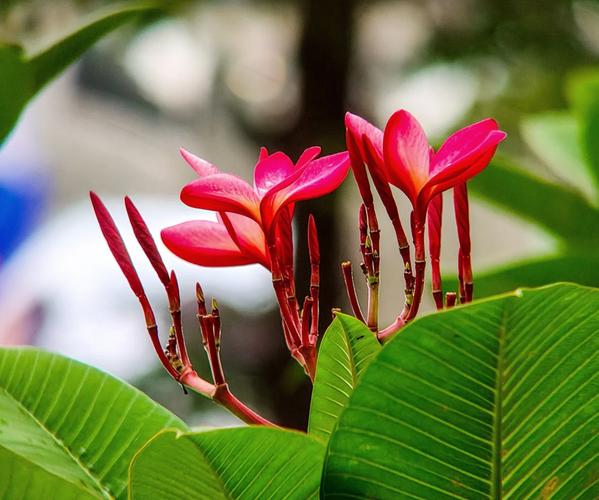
(1, 0, 598, 428)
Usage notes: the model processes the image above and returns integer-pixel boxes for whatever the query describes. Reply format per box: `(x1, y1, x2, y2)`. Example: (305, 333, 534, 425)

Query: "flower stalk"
(92, 107, 506, 407)
(345, 109, 505, 341)
(341, 261, 365, 322)
(427, 193, 443, 310)
(91, 192, 275, 426)
(454, 182, 473, 303)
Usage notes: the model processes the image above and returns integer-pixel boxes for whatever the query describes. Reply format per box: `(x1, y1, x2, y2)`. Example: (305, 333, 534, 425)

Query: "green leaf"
(568, 68, 599, 196)
(308, 313, 381, 442)
(322, 284, 599, 499)
(444, 253, 599, 298)
(0, 347, 187, 499)
(0, 2, 159, 146)
(520, 112, 597, 201)
(470, 157, 599, 245)
(27, 3, 158, 92)
(0, 44, 34, 144)
(129, 427, 326, 499)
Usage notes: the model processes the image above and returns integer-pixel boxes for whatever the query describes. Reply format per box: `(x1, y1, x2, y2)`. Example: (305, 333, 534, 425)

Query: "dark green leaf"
(308, 313, 381, 442)
(520, 112, 596, 201)
(27, 3, 159, 92)
(0, 2, 159, 146)
(0, 347, 187, 499)
(0, 44, 33, 143)
(322, 284, 598, 498)
(568, 69, 599, 196)
(443, 253, 599, 298)
(470, 157, 599, 244)
(129, 427, 326, 499)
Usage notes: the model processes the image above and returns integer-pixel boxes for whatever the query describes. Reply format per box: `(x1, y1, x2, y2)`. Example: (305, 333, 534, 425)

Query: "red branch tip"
(124, 196, 170, 286)
(90, 192, 144, 298)
(341, 261, 365, 323)
(427, 194, 443, 310)
(453, 183, 473, 303)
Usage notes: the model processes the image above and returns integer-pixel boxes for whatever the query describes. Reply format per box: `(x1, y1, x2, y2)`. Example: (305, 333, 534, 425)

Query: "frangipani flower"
(176, 146, 349, 234)
(162, 212, 270, 268)
(346, 110, 506, 219)
(345, 109, 507, 337)
(161, 147, 349, 271)
(161, 146, 349, 380)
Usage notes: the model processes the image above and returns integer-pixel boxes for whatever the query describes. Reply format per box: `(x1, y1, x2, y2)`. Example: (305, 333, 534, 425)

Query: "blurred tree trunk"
(265, 0, 356, 429)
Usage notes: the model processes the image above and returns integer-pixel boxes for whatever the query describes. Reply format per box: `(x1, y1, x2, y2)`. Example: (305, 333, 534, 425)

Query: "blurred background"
(1, 0, 598, 429)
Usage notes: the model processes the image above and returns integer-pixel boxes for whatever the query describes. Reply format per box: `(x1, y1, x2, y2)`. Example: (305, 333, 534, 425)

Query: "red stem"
(213, 386, 276, 426)
(301, 296, 312, 347)
(427, 194, 443, 310)
(200, 314, 226, 387)
(406, 215, 426, 321)
(453, 183, 473, 303)
(341, 261, 365, 323)
(446, 292, 457, 308)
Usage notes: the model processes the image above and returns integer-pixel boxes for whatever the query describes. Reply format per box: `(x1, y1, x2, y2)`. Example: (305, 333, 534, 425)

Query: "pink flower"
(179, 146, 348, 231)
(162, 212, 270, 268)
(346, 110, 506, 219)
(161, 147, 349, 267)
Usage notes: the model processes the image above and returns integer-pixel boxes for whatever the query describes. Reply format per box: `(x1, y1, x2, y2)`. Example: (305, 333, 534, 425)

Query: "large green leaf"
(129, 427, 325, 499)
(0, 2, 159, 145)
(520, 112, 597, 202)
(470, 157, 599, 245)
(0, 347, 187, 499)
(443, 253, 599, 298)
(308, 313, 380, 442)
(569, 69, 599, 196)
(322, 284, 598, 498)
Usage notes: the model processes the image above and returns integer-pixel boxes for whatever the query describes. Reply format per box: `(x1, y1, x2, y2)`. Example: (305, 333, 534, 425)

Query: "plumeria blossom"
(162, 212, 270, 268)
(162, 146, 349, 270)
(344, 109, 506, 338)
(347, 110, 506, 219)
(173, 146, 349, 234)
(162, 146, 350, 379)
(92, 107, 508, 427)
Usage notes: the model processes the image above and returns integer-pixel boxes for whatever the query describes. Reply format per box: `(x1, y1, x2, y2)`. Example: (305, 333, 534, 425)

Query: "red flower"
(162, 212, 270, 268)
(161, 147, 349, 267)
(180, 146, 347, 231)
(347, 110, 506, 219)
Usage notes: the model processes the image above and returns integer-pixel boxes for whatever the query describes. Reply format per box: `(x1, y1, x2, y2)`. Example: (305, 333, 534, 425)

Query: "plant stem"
(341, 261, 365, 322)
(214, 386, 277, 426)
(406, 220, 426, 321)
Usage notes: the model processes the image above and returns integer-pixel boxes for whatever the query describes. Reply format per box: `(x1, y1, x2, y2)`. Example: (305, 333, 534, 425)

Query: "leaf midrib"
(1, 385, 113, 499)
(339, 321, 359, 388)
(491, 302, 508, 499)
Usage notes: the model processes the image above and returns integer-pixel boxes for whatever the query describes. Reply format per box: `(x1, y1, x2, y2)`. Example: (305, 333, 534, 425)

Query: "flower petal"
(284, 152, 350, 202)
(180, 148, 220, 177)
(258, 146, 269, 161)
(161, 220, 257, 267)
(253, 151, 296, 196)
(181, 174, 261, 221)
(345, 112, 383, 157)
(428, 128, 507, 186)
(417, 143, 501, 217)
(431, 119, 504, 175)
(383, 109, 430, 204)
(259, 151, 349, 230)
(296, 146, 322, 169)
(218, 212, 270, 268)
(345, 113, 384, 204)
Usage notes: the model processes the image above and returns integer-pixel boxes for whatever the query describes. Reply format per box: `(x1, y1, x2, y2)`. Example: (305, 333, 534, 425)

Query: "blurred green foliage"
(0, 2, 161, 145)
(448, 70, 599, 297)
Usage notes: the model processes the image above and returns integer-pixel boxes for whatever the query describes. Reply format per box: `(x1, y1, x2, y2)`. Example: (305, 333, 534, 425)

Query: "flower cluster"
(92, 108, 505, 425)
(162, 147, 350, 379)
(344, 110, 506, 338)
